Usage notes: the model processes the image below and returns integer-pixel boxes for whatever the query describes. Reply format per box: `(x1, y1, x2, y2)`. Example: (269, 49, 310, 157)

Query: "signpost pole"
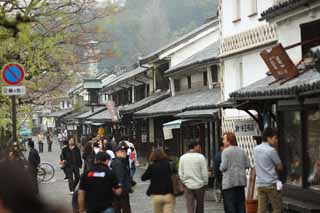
(12, 95, 17, 143)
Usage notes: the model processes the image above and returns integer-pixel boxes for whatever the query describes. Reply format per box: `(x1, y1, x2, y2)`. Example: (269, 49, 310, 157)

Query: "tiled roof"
(134, 88, 221, 117)
(119, 91, 170, 114)
(165, 42, 220, 76)
(102, 67, 148, 91)
(260, 0, 316, 21)
(76, 107, 106, 119)
(230, 69, 320, 100)
(139, 18, 218, 64)
(49, 109, 73, 117)
(87, 109, 116, 122)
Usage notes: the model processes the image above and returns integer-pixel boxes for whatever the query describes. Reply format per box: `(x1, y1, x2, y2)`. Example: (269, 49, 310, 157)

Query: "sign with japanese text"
(260, 44, 299, 80)
(234, 120, 259, 137)
(2, 86, 26, 96)
(106, 100, 118, 122)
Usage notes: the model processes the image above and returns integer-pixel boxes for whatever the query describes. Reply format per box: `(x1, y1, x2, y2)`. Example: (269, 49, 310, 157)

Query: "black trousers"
(222, 186, 246, 213)
(66, 166, 80, 192)
(48, 143, 52, 152)
(39, 143, 43, 153)
(113, 192, 131, 213)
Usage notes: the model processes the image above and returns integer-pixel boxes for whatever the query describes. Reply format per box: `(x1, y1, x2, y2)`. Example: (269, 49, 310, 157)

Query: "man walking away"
(111, 145, 132, 213)
(61, 137, 82, 194)
(78, 152, 122, 213)
(37, 132, 44, 153)
(254, 127, 283, 213)
(27, 139, 41, 194)
(179, 141, 208, 213)
(220, 133, 251, 213)
(47, 132, 53, 152)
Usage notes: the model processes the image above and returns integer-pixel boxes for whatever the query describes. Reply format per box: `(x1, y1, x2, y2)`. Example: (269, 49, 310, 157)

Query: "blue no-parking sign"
(1, 63, 25, 85)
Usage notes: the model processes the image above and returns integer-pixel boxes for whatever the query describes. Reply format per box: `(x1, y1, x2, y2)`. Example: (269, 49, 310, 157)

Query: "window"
(301, 20, 320, 57)
(203, 71, 208, 86)
(282, 111, 303, 186)
(104, 94, 107, 101)
(248, 0, 257, 16)
(211, 65, 218, 83)
(307, 110, 320, 190)
(233, 0, 241, 22)
(174, 79, 180, 92)
(187, 76, 191, 89)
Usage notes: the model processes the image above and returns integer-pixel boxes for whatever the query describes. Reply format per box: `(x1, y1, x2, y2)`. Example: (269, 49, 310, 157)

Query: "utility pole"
(12, 95, 17, 143)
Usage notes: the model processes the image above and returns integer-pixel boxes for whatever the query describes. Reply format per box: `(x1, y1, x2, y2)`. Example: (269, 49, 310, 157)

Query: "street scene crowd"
(1, 0, 320, 213)
(0, 126, 284, 213)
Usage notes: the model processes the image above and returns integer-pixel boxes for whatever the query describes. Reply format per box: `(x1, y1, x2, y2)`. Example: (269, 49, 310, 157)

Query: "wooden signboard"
(260, 44, 299, 81)
(106, 100, 118, 122)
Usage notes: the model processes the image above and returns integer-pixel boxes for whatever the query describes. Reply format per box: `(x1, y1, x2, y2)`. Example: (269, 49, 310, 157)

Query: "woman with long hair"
(82, 142, 95, 173)
(141, 148, 176, 213)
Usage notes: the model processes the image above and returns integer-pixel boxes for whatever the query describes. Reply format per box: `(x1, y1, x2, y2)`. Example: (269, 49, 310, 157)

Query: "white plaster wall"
(170, 27, 219, 67)
(221, 0, 274, 37)
(223, 51, 268, 117)
(179, 72, 206, 91)
(276, 7, 320, 63)
(180, 77, 188, 91)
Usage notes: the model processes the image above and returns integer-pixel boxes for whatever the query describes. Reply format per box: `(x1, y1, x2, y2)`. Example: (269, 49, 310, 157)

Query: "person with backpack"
(27, 139, 41, 194)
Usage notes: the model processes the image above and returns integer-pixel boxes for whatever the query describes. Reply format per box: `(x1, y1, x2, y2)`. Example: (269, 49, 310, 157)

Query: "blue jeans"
(222, 186, 246, 213)
(102, 208, 114, 213)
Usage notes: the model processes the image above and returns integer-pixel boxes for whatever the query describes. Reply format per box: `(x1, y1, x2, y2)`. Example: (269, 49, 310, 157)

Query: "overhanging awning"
(90, 122, 104, 126)
(162, 119, 191, 129)
(176, 109, 218, 118)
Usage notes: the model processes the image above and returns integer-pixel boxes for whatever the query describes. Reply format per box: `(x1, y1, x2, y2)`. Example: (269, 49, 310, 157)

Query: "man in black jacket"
(61, 137, 82, 194)
(78, 152, 122, 213)
(27, 139, 41, 194)
(111, 145, 132, 213)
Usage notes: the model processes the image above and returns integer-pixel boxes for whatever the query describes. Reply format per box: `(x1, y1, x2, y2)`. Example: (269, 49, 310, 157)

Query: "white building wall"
(170, 27, 219, 67)
(221, 0, 274, 37)
(276, 6, 320, 63)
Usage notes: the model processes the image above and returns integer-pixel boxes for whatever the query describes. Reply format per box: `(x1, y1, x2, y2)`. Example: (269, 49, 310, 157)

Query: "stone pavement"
(38, 138, 224, 213)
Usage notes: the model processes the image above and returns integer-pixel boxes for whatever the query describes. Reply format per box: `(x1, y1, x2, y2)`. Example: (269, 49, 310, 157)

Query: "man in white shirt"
(179, 141, 208, 213)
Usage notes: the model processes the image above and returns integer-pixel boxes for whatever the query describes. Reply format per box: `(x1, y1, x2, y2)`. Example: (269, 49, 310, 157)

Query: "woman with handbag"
(141, 148, 176, 213)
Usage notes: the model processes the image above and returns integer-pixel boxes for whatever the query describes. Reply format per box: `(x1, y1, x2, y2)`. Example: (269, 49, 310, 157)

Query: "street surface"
(38, 138, 224, 213)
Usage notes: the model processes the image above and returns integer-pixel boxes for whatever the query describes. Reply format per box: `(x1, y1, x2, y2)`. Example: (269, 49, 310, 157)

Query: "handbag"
(170, 163, 184, 196)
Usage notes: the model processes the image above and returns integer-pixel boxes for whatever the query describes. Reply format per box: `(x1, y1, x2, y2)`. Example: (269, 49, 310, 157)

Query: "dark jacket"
(111, 157, 131, 193)
(61, 146, 82, 168)
(141, 160, 173, 196)
(28, 148, 40, 169)
(82, 151, 95, 172)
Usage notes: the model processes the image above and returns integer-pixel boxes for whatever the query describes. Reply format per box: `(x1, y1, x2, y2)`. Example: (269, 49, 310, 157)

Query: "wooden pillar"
(207, 66, 214, 89)
(169, 77, 175, 96)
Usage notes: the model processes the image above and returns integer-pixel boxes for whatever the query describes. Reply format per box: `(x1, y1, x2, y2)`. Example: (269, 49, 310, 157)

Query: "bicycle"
(37, 162, 55, 182)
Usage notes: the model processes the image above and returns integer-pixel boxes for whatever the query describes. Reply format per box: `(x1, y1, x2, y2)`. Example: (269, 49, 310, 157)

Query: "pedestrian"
(37, 132, 44, 153)
(220, 132, 251, 213)
(47, 132, 53, 152)
(0, 160, 67, 213)
(179, 141, 208, 213)
(27, 138, 41, 194)
(61, 136, 82, 194)
(78, 152, 122, 213)
(141, 148, 176, 213)
(111, 144, 132, 213)
(213, 143, 224, 190)
(58, 131, 63, 149)
(254, 127, 283, 213)
(105, 142, 116, 168)
(60, 140, 69, 181)
(82, 142, 95, 173)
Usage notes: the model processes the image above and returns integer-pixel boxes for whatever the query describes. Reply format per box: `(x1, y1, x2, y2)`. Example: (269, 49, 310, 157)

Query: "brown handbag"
(170, 163, 184, 196)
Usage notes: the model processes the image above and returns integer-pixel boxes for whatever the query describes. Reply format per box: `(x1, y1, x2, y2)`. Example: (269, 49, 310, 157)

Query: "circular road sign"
(1, 63, 25, 85)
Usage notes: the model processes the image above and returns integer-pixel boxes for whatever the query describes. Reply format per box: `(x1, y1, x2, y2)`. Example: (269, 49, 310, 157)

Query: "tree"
(0, 0, 119, 143)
